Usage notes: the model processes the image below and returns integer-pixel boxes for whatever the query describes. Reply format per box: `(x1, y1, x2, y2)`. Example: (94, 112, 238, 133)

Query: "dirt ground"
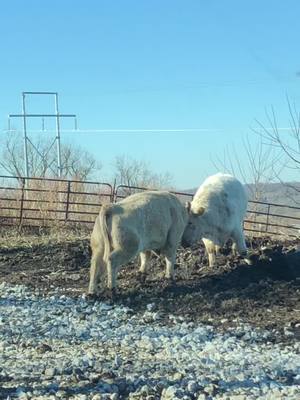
(0, 229, 299, 342)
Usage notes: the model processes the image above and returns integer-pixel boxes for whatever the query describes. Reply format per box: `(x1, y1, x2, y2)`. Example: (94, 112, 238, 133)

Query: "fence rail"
(0, 175, 300, 237)
(0, 175, 113, 227)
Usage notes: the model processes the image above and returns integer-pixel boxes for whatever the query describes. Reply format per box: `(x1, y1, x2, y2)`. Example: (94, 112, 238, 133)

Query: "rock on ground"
(0, 283, 299, 399)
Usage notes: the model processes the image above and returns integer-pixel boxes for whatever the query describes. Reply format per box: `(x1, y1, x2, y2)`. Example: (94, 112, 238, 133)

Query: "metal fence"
(0, 175, 300, 237)
(244, 199, 300, 237)
(0, 175, 113, 226)
(114, 184, 194, 204)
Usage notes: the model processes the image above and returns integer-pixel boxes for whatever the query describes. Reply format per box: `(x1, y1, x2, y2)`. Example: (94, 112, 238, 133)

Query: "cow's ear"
(196, 206, 205, 216)
(185, 201, 191, 212)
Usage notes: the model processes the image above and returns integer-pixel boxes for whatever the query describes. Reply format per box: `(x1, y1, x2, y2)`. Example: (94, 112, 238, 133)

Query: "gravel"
(1, 282, 300, 399)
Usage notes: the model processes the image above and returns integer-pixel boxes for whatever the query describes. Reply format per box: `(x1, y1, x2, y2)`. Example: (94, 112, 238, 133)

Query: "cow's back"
(109, 191, 187, 252)
(192, 173, 247, 235)
(193, 173, 247, 216)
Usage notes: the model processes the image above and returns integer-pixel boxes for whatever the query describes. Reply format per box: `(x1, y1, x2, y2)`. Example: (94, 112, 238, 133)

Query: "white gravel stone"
(0, 283, 300, 400)
(91, 395, 102, 400)
(186, 380, 198, 393)
(44, 367, 56, 378)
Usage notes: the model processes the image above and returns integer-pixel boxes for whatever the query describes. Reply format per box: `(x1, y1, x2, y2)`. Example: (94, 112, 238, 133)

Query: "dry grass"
(0, 223, 90, 249)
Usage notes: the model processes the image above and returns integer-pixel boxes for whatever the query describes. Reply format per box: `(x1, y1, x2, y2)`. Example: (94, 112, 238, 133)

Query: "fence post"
(112, 178, 117, 203)
(114, 185, 120, 203)
(19, 177, 25, 227)
(265, 204, 271, 233)
(65, 180, 71, 221)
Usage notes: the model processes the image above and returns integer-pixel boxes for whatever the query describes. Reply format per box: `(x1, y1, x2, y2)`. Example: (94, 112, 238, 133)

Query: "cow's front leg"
(164, 252, 176, 280)
(203, 238, 217, 267)
(231, 242, 238, 257)
(232, 228, 247, 257)
(138, 251, 151, 282)
(207, 249, 217, 267)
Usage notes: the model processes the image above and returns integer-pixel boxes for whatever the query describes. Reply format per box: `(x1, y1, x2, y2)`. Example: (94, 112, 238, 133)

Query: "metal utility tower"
(8, 92, 77, 178)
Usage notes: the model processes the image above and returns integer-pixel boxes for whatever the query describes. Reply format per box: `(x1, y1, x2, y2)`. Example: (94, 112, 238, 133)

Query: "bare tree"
(253, 97, 300, 202)
(212, 134, 281, 201)
(60, 143, 101, 180)
(0, 132, 101, 180)
(0, 132, 24, 178)
(112, 155, 173, 193)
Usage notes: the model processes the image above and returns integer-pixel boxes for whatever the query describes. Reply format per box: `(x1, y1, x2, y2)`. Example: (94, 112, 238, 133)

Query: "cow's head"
(181, 201, 205, 248)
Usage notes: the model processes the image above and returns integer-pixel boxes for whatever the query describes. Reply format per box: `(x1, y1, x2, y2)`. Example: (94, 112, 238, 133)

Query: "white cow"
(182, 173, 248, 266)
(88, 191, 188, 295)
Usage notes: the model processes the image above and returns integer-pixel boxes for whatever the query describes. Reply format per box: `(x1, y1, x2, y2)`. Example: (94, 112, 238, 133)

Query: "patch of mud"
(0, 236, 299, 341)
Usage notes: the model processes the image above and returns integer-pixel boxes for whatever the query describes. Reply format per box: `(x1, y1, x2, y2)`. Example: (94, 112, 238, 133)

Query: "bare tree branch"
(254, 98, 300, 201)
(0, 132, 101, 180)
(211, 133, 278, 201)
(112, 155, 173, 192)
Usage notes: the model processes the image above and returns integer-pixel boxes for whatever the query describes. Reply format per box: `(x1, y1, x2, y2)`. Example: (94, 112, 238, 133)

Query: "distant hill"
(245, 182, 300, 206)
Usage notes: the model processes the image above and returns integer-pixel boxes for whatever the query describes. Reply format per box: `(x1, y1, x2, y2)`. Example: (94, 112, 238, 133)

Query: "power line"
(62, 128, 217, 133)
(3, 128, 219, 134)
(2, 127, 294, 134)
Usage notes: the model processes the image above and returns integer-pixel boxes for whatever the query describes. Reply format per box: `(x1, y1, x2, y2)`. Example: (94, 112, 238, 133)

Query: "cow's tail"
(99, 204, 113, 263)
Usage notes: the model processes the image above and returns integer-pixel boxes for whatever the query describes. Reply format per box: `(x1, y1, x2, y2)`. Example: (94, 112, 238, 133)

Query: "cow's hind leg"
(162, 227, 181, 280)
(107, 251, 121, 291)
(88, 249, 104, 295)
(107, 246, 138, 292)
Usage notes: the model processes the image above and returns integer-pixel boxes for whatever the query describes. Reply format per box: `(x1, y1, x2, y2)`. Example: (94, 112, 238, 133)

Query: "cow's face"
(181, 202, 205, 247)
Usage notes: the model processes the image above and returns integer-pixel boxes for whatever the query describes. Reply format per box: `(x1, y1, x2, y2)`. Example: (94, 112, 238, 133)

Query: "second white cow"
(182, 173, 248, 266)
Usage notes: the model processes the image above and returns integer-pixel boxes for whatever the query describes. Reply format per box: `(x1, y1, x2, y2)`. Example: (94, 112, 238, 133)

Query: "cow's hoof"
(87, 291, 105, 301)
(244, 252, 258, 265)
(103, 288, 117, 301)
(86, 293, 98, 301)
(137, 272, 147, 283)
(164, 277, 176, 286)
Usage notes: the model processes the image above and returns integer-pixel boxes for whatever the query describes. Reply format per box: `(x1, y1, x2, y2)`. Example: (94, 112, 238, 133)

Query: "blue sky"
(0, 0, 299, 188)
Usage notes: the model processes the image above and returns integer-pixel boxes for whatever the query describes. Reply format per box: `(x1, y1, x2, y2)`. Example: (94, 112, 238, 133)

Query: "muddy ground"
(0, 231, 299, 342)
